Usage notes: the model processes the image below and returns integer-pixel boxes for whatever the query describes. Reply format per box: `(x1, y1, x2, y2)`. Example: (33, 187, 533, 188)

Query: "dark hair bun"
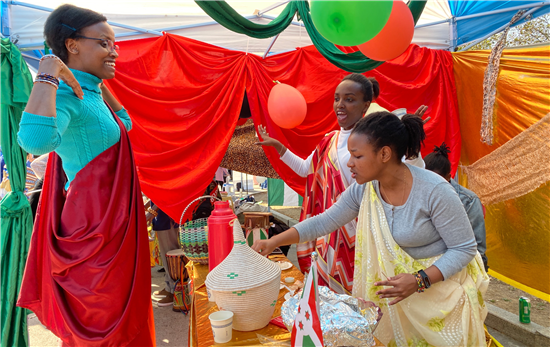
(367, 77, 380, 99)
(352, 111, 425, 161)
(433, 142, 451, 159)
(424, 142, 451, 176)
(401, 114, 426, 159)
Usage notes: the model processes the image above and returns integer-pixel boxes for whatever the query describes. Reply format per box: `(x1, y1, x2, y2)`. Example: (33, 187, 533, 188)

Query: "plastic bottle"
(207, 201, 237, 271)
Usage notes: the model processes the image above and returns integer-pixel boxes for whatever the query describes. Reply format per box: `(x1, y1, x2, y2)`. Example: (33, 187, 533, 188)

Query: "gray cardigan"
(450, 179, 488, 271)
(295, 164, 477, 280)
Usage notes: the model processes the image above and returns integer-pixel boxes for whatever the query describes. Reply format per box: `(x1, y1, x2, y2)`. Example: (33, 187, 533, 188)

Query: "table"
(187, 254, 384, 346)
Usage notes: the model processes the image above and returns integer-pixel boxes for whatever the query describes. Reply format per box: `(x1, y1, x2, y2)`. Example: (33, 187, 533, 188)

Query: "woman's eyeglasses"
(75, 35, 120, 52)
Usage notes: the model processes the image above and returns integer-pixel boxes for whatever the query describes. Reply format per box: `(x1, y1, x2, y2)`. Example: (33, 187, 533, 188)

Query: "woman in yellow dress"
(253, 111, 488, 347)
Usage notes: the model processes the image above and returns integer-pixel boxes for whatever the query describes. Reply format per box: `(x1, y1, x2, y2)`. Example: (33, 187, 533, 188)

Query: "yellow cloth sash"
(353, 182, 490, 347)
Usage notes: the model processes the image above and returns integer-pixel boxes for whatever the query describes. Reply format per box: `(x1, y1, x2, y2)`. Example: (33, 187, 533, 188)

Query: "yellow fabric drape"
(452, 45, 550, 300)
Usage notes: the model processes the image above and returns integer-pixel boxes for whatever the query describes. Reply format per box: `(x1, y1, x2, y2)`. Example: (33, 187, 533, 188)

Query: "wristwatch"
(418, 269, 431, 289)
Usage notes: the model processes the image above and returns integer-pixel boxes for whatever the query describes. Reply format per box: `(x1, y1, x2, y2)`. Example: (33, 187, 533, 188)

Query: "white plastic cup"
(209, 310, 234, 344)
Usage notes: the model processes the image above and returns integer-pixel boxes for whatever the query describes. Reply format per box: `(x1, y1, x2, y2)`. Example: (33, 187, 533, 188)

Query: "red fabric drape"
(17, 113, 155, 347)
(105, 34, 459, 222)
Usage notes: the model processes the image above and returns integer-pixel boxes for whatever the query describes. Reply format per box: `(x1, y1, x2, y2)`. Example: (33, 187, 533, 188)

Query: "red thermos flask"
(207, 201, 236, 271)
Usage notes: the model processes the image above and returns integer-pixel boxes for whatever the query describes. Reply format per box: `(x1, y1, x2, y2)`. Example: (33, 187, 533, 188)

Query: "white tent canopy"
(8, 0, 313, 56)
(3, 0, 549, 58)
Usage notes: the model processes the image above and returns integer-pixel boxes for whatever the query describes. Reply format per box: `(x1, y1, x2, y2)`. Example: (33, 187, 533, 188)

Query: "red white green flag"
(291, 262, 324, 347)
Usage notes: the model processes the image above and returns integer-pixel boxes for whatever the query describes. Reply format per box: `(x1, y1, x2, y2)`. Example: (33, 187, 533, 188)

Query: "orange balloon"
(358, 1, 414, 62)
(267, 83, 307, 129)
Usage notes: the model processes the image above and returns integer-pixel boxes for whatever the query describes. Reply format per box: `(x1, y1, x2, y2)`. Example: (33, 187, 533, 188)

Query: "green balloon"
(311, 1, 393, 47)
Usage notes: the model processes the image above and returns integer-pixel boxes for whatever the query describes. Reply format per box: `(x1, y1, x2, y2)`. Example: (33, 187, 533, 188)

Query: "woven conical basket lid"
(205, 218, 281, 292)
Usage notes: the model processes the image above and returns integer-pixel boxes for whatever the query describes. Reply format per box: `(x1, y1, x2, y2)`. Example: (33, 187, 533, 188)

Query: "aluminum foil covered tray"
(281, 286, 382, 347)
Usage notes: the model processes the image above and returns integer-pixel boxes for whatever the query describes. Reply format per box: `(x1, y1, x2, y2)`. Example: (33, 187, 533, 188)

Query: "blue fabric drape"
(449, 1, 550, 45)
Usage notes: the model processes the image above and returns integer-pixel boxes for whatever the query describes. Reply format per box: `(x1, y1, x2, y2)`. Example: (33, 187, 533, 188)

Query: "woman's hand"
(374, 273, 419, 305)
(39, 55, 83, 99)
(255, 125, 278, 146)
(255, 125, 287, 156)
(25, 55, 83, 117)
(255, 125, 282, 146)
(251, 238, 278, 256)
(253, 228, 300, 256)
(414, 105, 428, 118)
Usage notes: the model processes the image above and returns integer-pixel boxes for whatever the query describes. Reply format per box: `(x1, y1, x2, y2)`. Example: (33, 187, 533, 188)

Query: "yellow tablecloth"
(187, 254, 384, 347)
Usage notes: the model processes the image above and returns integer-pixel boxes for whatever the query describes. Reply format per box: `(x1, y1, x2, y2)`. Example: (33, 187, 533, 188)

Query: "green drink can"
(519, 297, 531, 324)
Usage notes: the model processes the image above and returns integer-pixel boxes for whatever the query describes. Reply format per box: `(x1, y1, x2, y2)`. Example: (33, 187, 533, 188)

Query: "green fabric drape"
(195, 0, 299, 38)
(297, 0, 427, 72)
(1, 38, 33, 347)
(194, 0, 427, 73)
(295, 0, 383, 72)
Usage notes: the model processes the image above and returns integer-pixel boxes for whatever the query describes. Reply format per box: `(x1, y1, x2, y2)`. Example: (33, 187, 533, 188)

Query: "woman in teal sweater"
(17, 21, 130, 186)
(16, 4, 155, 347)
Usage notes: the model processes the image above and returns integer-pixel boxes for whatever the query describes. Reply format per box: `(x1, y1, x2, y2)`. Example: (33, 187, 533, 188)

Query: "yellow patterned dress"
(353, 182, 489, 347)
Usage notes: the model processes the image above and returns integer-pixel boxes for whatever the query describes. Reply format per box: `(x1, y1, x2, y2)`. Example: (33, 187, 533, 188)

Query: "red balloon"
(358, 1, 414, 62)
(267, 83, 307, 129)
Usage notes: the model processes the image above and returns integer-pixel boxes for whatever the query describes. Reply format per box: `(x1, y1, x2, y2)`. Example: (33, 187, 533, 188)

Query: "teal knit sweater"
(17, 69, 132, 187)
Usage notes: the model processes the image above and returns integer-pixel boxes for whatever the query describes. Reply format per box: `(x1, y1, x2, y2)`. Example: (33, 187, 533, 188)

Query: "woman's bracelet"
(413, 272, 426, 293)
(34, 79, 59, 90)
(36, 72, 59, 84)
(34, 72, 60, 91)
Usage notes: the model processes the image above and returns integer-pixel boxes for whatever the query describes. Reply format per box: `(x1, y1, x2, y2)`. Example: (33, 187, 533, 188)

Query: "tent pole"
(8, 0, 50, 12)
(414, 19, 451, 29)
(21, 52, 39, 61)
(459, 6, 541, 51)
(257, 1, 290, 17)
(240, 172, 243, 199)
(1, 0, 11, 37)
(455, 1, 550, 21)
(263, 34, 280, 58)
(262, 14, 304, 27)
(115, 15, 258, 39)
(106, 22, 162, 36)
(449, 16, 457, 52)
(404, 1, 549, 30)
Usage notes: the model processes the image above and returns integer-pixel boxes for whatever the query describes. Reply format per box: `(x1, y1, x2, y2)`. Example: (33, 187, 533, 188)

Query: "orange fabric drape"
(452, 45, 550, 299)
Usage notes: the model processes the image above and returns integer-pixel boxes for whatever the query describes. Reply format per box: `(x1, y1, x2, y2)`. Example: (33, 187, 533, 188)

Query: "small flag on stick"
(291, 252, 324, 347)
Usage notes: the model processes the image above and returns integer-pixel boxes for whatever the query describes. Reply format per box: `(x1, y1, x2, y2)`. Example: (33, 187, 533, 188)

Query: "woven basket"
(178, 196, 221, 265)
(205, 218, 281, 331)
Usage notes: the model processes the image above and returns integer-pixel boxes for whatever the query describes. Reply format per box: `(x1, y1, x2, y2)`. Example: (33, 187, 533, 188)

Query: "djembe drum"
(166, 249, 190, 313)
